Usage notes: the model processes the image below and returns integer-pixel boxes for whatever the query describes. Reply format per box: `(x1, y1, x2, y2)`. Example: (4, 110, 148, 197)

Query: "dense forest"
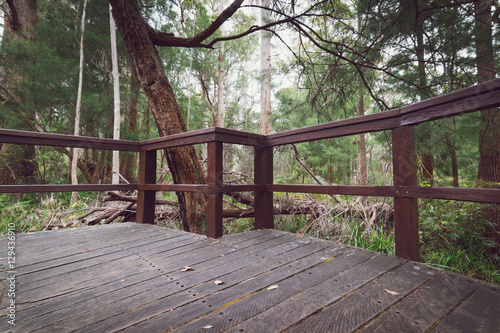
(0, 0, 499, 283)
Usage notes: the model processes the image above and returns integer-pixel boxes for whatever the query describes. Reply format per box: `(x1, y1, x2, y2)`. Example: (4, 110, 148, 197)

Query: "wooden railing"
(1, 78, 500, 262)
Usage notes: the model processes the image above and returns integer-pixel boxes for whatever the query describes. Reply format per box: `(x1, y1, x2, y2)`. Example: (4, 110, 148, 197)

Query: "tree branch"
(147, 0, 244, 48)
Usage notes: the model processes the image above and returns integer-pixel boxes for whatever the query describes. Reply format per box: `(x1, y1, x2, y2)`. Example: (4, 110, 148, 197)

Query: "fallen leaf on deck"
(181, 266, 194, 272)
(267, 285, 278, 290)
(202, 325, 213, 329)
(384, 289, 399, 295)
(214, 280, 225, 285)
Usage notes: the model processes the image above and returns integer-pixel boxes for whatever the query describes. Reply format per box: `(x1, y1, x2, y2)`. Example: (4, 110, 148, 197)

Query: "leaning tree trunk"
(109, 0, 207, 233)
(0, 0, 38, 185)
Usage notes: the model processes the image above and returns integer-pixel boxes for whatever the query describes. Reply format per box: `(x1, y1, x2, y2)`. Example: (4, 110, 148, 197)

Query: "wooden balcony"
(0, 78, 499, 331)
(1, 223, 499, 332)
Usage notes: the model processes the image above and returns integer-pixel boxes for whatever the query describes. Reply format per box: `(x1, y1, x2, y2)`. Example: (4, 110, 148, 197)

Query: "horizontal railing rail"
(1, 78, 499, 262)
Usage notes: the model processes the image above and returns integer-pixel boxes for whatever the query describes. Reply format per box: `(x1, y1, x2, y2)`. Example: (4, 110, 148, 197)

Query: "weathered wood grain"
(359, 271, 482, 333)
(226, 254, 404, 333)
(0, 224, 497, 333)
(287, 262, 438, 333)
(0, 128, 141, 151)
(430, 284, 500, 333)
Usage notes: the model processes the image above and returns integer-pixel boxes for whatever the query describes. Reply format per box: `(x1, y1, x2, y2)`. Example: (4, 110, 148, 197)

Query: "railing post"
(137, 150, 156, 224)
(206, 141, 223, 238)
(254, 146, 274, 229)
(392, 126, 420, 261)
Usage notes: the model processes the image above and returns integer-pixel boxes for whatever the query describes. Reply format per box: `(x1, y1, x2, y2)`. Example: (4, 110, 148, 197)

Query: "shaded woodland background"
(0, 0, 498, 283)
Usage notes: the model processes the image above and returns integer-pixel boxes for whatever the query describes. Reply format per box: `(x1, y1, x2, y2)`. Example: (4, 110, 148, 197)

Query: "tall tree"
(260, 0, 272, 135)
(108, 0, 218, 233)
(0, 0, 38, 185)
(71, 0, 89, 205)
(110, 3, 121, 185)
(475, 0, 499, 187)
(474, 0, 500, 239)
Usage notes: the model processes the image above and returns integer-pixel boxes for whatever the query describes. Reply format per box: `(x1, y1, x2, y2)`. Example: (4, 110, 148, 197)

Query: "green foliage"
(420, 200, 500, 284)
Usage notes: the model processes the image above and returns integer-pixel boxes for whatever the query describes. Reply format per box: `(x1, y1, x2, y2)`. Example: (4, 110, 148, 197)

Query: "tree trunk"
(110, 3, 121, 185)
(414, 0, 433, 187)
(260, 0, 272, 135)
(474, 0, 500, 242)
(475, 0, 499, 188)
(120, 66, 140, 183)
(0, 0, 38, 185)
(444, 131, 459, 187)
(109, 0, 207, 233)
(357, 92, 368, 186)
(216, 43, 225, 127)
(71, 0, 88, 205)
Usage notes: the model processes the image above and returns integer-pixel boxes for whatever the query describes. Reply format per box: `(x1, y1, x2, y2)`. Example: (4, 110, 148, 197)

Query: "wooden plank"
(15, 232, 299, 332)
(0, 128, 141, 151)
(226, 254, 404, 333)
(271, 184, 396, 197)
(254, 146, 274, 229)
(206, 141, 223, 238)
(16, 234, 200, 296)
(265, 109, 401, 147)
(74, 234, 318, 333)
(430, 284, 500, 333)
(400, 78, 500, 125)
(398, 186, 500, 203)
(136, 150, 157, 224)
(12, 226, 170, 276)
(171, 249, 385, 333)
(4, 238, 215, 329)
(287, 262, 438, 333)
(4, 231, 264, 327)
(359, 271, 482, 333)
(140, 127, 265, 151)
(392, 126, 420, 261)
(13, 229, 179, 270)
(115, 239, 348, 333)
(0, 183, 137, 194)
(138, 184, 260, 193)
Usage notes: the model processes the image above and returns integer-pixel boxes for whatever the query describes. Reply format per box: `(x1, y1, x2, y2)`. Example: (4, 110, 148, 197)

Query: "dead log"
(71, 191, 393, 231)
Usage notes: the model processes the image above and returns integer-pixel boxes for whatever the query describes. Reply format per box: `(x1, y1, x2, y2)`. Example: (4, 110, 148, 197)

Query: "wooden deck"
(0, 223, 498, 332)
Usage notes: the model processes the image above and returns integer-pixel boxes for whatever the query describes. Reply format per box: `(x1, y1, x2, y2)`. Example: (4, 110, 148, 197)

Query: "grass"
(223, 196, 499, 285)
(0, 192, 100, 234)
(419, 200, 500, 284)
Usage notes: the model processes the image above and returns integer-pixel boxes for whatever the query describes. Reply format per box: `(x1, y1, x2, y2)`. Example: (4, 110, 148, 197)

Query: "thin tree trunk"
(120, 66, 140, 182)
(186, 45, 194, 130)
(444, 132, 459, 188)
(260, 0, 272, 135)
(109, 0, 207, 233)
(414, 0, 433, 186)
(71, 0, 88, 205)
(110, 3, 120, 185)
(216, 43, 225, 127)
(357, 92, 368, 186)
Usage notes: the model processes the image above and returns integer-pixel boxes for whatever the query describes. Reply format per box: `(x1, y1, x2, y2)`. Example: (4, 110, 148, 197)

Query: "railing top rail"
(0, 78, 499, 151)
(266, 78, 500, 147)
(140, 126, 266, 151)
(0, 128, 141, 152)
